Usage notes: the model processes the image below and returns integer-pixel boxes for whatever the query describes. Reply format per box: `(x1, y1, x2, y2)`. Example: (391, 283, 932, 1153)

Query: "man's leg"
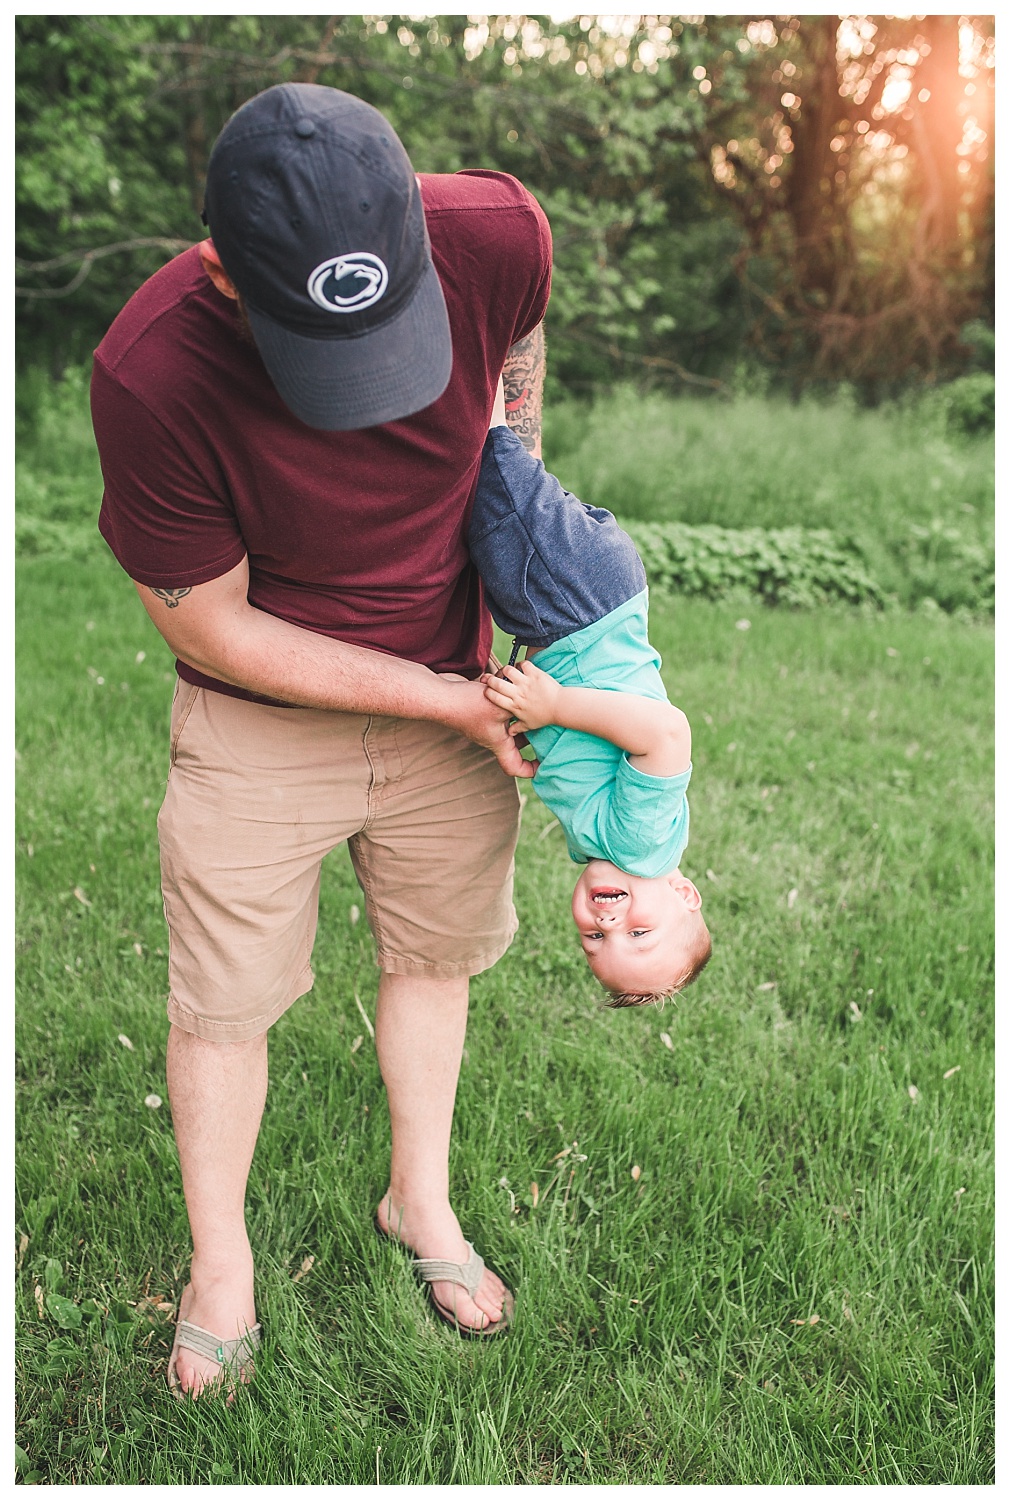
(165, 1026, 268, 1395)
(374, 972, 509, 1329)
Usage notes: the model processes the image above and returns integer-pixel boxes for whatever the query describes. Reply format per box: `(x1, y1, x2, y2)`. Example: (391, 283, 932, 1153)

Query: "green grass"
(16, 537, 993, 1483)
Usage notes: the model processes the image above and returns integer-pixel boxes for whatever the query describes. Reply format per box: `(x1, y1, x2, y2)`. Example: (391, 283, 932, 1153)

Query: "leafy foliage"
(627, 521, 883, 608)
(15, 14, 995, 391)
(927, 373, 996, 436)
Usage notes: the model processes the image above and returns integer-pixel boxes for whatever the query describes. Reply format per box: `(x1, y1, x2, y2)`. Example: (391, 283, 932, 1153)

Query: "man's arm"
(502, 322, 545, 458)
(135, 556, 535, 777)
(482, 659, 690, 778)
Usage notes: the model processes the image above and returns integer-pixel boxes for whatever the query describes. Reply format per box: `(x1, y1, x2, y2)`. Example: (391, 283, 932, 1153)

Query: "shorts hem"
(166, 965, 315, 1041)
(376, 922, 518, 981)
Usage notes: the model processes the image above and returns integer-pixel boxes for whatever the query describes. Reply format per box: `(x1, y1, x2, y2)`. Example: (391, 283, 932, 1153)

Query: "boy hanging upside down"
(470, 382, 711, 1007)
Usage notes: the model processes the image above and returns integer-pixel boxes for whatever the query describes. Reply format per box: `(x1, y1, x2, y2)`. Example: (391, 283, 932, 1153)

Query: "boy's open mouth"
(590, 887, 628, 904)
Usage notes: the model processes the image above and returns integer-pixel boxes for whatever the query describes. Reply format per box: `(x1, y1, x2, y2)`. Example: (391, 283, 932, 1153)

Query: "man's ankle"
(189, 1246, 255, 1285)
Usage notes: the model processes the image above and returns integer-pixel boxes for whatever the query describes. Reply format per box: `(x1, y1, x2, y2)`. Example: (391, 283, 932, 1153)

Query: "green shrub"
(625, 521, 884, 609)
(958, 319, 995, 374)
(937, 373, 996, 435)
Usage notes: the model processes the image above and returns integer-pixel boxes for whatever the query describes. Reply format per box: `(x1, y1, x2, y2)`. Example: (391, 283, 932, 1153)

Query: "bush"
(937, 374, 996, 436)
(625, 521, 884, 609)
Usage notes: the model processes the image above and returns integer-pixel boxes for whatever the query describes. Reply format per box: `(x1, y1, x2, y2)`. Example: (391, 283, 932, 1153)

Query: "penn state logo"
(306, 252, 389, 314)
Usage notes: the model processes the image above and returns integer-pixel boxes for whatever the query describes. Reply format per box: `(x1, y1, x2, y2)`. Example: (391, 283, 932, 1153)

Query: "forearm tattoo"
(502, 323, 545, 456)
(151, 587, 192, 609)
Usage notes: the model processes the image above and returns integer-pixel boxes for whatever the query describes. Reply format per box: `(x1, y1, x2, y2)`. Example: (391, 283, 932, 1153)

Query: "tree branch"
(16, 238, 193, 298)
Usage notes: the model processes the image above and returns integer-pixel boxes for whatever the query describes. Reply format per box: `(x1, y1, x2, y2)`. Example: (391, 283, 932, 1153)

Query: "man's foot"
(375, 1194, 511, 1332)
(168, 1263, 258, 1399)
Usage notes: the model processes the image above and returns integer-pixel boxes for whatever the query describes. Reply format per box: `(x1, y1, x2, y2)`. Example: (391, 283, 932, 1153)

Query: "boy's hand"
(481, 659, 560, 733)
(438, 674, 537, 778)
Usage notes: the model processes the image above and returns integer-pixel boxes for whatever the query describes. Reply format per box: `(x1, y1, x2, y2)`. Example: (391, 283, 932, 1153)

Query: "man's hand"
(481, 659, 560, 734)
(439, 675, 537, 778)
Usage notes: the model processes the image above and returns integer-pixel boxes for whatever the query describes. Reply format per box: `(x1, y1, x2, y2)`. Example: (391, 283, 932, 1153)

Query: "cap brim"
(246, 257, 452, 431)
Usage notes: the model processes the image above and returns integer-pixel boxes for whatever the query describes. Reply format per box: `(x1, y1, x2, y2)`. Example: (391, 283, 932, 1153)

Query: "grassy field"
(547, 385, 994, 613)
(15, 382, 994, 1483)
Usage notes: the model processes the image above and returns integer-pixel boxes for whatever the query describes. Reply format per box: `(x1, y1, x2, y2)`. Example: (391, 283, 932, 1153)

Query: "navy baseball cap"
(202, 83, 452, 430)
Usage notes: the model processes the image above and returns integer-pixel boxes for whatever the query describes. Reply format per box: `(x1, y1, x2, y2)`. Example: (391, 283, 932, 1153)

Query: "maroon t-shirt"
(93, 170, 552, 701)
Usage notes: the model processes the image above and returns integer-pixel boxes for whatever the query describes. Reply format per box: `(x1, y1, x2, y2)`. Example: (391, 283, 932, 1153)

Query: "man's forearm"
(138, 570, 535, 778)
(171, 599, 462, 720)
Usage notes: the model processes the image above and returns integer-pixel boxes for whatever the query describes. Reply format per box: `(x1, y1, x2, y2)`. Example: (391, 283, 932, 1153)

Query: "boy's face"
(571, 860, 703, 994)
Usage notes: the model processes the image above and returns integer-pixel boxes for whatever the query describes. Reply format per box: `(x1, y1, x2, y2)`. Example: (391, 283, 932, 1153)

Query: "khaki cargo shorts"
(158, 681, 520, 1041)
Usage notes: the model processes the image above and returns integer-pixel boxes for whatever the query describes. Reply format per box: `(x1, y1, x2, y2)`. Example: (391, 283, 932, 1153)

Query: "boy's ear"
(670, 873, 702, 910)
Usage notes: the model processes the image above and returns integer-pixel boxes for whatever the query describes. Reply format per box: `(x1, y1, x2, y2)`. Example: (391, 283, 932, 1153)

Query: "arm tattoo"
(151, 587, 192, 609)
(502, 323, 545, 457)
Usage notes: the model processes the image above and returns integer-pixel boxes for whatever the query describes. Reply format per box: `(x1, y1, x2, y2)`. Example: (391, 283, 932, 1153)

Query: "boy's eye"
(630, 929, 650, 938)
(583, 932, 603, 942)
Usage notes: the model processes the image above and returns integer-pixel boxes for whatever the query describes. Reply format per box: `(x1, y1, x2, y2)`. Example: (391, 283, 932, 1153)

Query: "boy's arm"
(482, 659, 690, 777)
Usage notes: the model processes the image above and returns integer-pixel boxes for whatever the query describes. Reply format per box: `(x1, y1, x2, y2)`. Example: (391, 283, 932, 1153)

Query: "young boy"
(470, 385, 711, 1008)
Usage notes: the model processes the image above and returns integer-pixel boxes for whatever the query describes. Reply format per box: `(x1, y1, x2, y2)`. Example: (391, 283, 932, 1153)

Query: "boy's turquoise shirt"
(525, 590, 691, 879)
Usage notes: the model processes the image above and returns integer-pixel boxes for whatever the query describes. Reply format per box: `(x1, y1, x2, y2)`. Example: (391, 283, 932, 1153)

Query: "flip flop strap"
(175, 1319, 261, 1370)
(413, 1243, 485, 1299)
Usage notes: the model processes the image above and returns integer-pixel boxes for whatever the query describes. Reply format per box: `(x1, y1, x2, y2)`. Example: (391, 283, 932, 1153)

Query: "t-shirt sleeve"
(596, 758, 692, 879)
(92, 356, 247, 588)
(455, 170, 552, 347)
(506, 190, 551, 346)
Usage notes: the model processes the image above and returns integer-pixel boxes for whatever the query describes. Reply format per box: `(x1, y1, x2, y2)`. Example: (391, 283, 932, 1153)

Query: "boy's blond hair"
(604, 922, 712, 1010)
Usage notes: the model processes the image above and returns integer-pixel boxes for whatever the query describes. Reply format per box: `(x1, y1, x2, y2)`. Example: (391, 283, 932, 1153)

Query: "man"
(91, 82, 551, 1395)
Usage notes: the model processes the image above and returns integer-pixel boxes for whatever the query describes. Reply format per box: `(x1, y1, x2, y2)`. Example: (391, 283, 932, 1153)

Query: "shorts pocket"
(169, 681, 201, 766)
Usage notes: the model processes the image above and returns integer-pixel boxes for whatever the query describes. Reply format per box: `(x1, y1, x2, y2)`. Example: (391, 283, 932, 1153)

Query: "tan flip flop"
(376, 1220, 515, 1337)
(167, 1286, 262, 1399)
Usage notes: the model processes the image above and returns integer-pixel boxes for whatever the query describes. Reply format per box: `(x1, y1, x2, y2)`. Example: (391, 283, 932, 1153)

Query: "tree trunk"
(785, 15, 843, 302)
